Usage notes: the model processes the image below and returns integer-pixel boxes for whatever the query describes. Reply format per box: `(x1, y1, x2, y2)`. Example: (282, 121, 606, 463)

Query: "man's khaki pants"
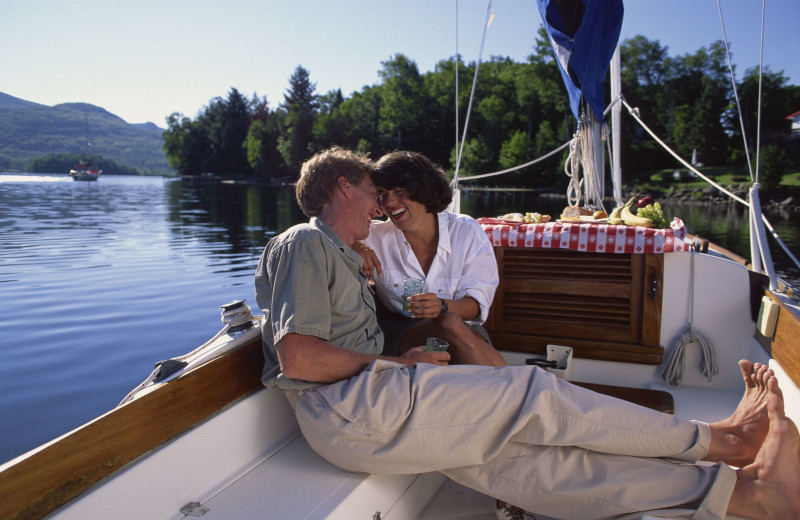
(289, 360, 736, 520)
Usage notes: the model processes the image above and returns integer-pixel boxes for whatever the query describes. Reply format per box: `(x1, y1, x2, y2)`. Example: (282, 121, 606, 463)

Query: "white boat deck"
(178, 383, 749, 520)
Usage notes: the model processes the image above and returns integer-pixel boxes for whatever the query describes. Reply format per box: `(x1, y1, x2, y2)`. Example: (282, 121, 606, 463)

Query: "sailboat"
(1, 2, 798, 519)
(69, 113, 101, 181)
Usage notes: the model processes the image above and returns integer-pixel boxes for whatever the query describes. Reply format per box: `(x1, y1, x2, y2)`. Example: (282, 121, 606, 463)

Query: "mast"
(610, 45, 623, 206)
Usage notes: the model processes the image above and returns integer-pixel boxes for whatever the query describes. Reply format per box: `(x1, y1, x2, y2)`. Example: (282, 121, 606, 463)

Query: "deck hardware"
(757, 296, 780, 338)
(220, 299, 257, 333)
(526, 359, 558, 369)
(650, 275, 659, 300)
(180, 502, 209, 517)
(373, 512, 382, 520)
(527, 346, 573, 379)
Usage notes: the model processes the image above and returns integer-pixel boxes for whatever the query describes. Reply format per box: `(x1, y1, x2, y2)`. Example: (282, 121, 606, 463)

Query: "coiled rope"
(660, 249, 719, 388)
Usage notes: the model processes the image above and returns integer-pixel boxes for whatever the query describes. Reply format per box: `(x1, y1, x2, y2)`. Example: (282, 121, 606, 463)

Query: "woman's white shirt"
(364, 211, 498, 324)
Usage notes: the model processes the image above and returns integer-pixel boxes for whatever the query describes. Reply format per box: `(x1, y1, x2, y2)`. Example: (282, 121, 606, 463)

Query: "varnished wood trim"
(574, 382, 674, 414)
(0, 337, 265, 520)
(764, 291, 800, 390)
(641, 254, 664, 346)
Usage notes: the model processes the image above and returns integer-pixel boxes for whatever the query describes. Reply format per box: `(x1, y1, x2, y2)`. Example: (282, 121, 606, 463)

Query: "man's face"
(352, 176, 383, 240)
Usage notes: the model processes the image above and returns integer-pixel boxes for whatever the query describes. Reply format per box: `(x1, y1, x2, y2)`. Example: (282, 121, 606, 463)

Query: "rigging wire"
(457, 140, 570, 181)
(716, 0, 755, 183)
(755, 0, 767, 185)
(452, 0, 494, 189)
(455, 0, 460, 168)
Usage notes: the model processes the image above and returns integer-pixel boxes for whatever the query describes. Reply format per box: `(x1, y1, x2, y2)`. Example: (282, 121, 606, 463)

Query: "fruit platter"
(477, 197, 688, 254)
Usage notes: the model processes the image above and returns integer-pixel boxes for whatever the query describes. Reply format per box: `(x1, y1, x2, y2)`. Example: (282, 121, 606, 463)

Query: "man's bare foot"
(705, 360, 773, 466)
(726, 377, 800, 520)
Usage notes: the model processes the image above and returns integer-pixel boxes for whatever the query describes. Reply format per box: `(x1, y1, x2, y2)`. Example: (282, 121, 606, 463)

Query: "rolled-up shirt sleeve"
(453, 219, 498, 324)
(265, 238, 333, 344)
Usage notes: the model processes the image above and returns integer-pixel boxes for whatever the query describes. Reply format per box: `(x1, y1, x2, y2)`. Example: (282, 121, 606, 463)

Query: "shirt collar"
(310, 217, 364, 266)
(389, 211, 453, 255)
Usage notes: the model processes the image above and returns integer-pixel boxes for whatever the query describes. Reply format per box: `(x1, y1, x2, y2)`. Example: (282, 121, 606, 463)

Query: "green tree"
(378, 54, 429, 151)
(499, 130, 533, 185)
(737, 67, 796, 156)
(451, 137, 493, 178)
(245, 118, 282, 180)
(760, 144, 789, 191)
(162, 113, 209, 176)
(312, 89, 348, 150)
(278, 66, 318, 176)
(206, 88, 250, 175)
(336, 86, 382, 156)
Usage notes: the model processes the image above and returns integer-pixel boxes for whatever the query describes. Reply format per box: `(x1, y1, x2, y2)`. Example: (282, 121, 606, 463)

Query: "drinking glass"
(425, 337, 449, 352)
(402, 277, 425, 316)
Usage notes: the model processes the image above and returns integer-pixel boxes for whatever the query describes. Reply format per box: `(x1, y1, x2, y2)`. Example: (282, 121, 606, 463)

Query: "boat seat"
(200, 433, 446, 519)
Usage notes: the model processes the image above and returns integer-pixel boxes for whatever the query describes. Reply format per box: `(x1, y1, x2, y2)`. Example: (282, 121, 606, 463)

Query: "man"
(255, 146, 800, 520)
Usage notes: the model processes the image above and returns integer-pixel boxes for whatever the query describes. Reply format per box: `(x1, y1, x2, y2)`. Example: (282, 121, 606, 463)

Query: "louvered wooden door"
(485, 247, 664, 364)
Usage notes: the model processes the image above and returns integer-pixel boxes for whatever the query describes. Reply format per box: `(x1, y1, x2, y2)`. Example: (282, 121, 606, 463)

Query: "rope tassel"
(659, 251, 718, 388)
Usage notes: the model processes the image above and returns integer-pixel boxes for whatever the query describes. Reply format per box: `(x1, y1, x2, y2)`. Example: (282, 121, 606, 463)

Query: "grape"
(523, 212, 542, 223)
(636, 203, 671, 228)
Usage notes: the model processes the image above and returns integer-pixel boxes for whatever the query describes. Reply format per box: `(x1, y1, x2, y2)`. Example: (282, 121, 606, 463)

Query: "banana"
(609, 205, 623, 219)
(605, 203, 625, 225)
(621, 197, 653, 228)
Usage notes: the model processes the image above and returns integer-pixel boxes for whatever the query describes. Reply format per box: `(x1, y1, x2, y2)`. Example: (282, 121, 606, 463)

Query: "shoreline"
(182, 175, 800, 213)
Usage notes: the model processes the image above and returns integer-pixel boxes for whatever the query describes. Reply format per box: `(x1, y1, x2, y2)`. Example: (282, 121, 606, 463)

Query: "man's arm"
(276, 332, 450, 383)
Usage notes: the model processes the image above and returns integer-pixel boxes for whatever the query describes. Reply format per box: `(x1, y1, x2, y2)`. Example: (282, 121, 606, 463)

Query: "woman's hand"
(406, 293, 446, 319)
(352, 240, 382, 279)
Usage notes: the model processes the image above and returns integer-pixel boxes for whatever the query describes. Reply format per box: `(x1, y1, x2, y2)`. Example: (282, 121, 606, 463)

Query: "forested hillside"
(0, 93, 172, 175)
(164, 29, 799, 189)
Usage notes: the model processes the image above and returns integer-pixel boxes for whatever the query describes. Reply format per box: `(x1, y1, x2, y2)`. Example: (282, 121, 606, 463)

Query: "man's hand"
(401, 346, 450, 366)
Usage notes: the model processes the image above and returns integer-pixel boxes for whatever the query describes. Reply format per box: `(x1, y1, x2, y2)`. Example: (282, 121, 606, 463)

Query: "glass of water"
(425, 337, 449, 352)
(402, 277, 425, 316)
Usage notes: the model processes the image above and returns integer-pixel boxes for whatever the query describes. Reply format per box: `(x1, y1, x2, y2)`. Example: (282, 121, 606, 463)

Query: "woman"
(357, 151, 505, 367)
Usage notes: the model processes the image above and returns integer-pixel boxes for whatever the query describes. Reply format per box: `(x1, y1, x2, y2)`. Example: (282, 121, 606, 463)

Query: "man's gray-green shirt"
(255, 217, 384, 391)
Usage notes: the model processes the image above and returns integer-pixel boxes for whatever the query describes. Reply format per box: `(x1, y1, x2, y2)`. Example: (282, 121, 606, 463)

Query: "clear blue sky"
(2, 0, 797, 127)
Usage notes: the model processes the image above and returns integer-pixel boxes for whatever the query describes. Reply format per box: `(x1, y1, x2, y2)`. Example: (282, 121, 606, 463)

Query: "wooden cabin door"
(484, 247, 664, 364)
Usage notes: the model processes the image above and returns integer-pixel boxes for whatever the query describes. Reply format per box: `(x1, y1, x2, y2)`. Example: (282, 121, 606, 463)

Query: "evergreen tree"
(378, 54, 429, 151)
(278, 66, 318, 177)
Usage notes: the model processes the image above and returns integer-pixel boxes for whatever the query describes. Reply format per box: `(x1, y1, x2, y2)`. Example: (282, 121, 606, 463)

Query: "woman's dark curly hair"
(373, 151, 453, 213)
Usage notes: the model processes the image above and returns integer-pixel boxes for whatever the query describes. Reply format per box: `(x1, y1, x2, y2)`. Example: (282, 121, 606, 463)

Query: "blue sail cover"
(536, 0, 624, 120)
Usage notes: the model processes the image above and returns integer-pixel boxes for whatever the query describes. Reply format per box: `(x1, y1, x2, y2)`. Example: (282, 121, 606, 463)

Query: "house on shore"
(787, 110, 800, 140)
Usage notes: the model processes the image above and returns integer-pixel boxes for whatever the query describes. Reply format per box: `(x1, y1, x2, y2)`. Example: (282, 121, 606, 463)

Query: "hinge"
(180, 502, 210, 517)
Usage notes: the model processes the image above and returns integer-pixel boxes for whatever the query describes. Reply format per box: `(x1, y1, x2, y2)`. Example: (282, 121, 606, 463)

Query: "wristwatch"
(439, 298, 449, 314)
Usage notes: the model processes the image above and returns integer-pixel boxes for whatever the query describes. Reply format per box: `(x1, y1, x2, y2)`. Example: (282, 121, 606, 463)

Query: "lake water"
(1, 173, 799, 464)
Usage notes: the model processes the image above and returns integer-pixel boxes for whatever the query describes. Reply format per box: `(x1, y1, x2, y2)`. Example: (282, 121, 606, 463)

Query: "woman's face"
(378, 186, 428, 230)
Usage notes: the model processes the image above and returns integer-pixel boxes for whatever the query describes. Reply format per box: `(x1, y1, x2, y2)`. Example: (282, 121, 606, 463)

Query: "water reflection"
(163, 180, 306, 258)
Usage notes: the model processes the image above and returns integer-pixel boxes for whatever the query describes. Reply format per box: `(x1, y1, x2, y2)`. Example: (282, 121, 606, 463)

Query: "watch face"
(441, 299, 448, 313)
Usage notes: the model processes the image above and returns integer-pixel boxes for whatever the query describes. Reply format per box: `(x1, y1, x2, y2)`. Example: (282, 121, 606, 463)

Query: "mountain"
(0, 92, 173, 175)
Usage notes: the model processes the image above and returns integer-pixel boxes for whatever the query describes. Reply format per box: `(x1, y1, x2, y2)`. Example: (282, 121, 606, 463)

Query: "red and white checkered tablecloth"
(477, 217, 688, 254)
